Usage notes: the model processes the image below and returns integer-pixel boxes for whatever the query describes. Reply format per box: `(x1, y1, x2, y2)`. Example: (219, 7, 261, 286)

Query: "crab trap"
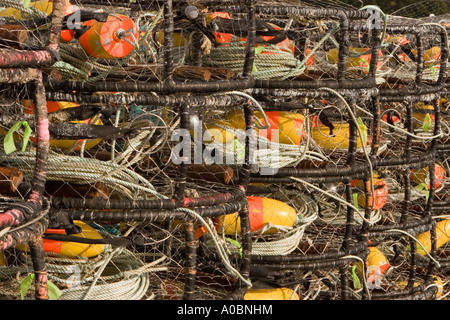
(0, 0, 450, 301)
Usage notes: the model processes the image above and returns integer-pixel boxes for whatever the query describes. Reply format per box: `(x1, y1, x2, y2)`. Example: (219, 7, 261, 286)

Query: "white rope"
(319, 87, 376, 213)
(355, 104, 444, 140)
(342, 255, 371, 300)
(289, 176, 381, 225)
(212, 91, 270, 129)
(206, 118, 327, 168)
(385, 229, 441, 268)
(175, 207, 252, 288)
(0, 151, 166, 199)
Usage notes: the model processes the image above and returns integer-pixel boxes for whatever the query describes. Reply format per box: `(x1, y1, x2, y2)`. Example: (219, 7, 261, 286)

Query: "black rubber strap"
(43, 233, 132, 246)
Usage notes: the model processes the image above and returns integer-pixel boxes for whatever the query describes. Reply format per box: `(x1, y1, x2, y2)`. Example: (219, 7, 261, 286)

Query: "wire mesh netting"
(0, 0, 450, 301)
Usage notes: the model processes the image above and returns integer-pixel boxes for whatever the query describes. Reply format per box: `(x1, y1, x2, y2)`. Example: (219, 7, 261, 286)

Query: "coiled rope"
(0, 150, 165, 199)
(45, 248, 168, 300)
(203, 42, 305, 80)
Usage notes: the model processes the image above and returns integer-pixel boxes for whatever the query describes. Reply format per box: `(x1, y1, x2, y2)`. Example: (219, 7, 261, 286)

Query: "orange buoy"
(207, 12, 295, 54)
(23, 100, 103, 151)
(227, 108, 305, 145)
(78, 14, 138, 59)
(60, 0, 76, 42)
(305, 48, 314, 66)
(411, 164, 445, 190)
(351, 175, 389, 210)
(195, 196, 297, 238)
(382, 113, 402, 126)
(384, 35, 411, 62)
(60, 29, 75, 43)
(205, 12, 233, 44)
(326, 47, 383, 74)
(252, 22, 295, 55)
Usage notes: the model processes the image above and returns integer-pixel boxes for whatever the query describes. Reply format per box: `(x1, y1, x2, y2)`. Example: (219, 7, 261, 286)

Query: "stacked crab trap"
(0, 0, 450, 300)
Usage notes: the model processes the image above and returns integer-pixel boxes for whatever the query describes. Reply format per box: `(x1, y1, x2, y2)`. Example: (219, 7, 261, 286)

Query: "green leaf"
(225, 238, 243, 258)
(252, 63, 258, 73)
(23, 0, 31, 8)
(429, 63, 437, 80)
(351, 265, 362, 290)
(359, 58, 370, 72)
(255, 46, 265, 55)
(20, 274, 62, 300)
(20, 273, 34, 300)
(422, 113, 432, 132)
(23, 123, 32, 151)
(353, 193, 359, 209)
(47, 280, 62, 300)
(357, 117, 367, 146)
(4, 121, 33, 154)
(416, 182, 429, 201)
(231, 138, 245, 161)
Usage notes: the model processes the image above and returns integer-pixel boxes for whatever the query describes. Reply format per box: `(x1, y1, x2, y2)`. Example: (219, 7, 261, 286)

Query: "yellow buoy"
(0, 0, 75, 40)
(0, 0, 74, 19)
(244, 287, 299, 300)
(433, 276, 445, 298)
(311, 121, 367, 150)
(155, 29, 189, 47)
(355, 246, 390, 284)
(227, 108, 305, 145)
(411, 46, 441, 67)
(202, 120, 236, 144)
(396, 275, 444, 299)
(24, 100, 103, 151)
(156, 12, 232, 48)
(17, 221, 105, 258)
(0, 251, 6, 266)
(416, 219, 450, 256)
